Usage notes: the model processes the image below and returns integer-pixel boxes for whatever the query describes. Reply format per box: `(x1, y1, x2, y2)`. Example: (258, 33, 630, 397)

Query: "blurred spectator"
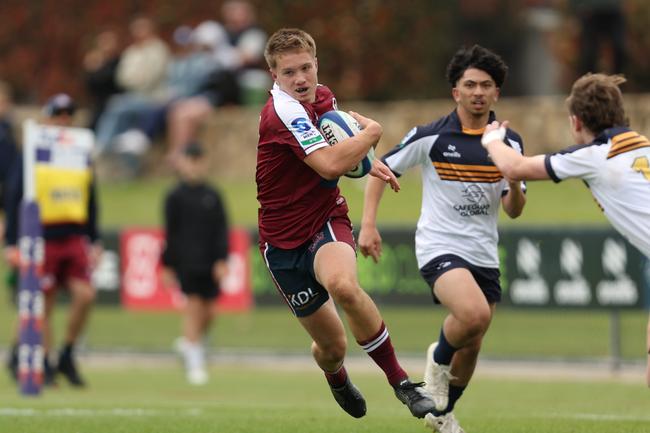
(165, 20, 240, 164)
(83, 30, 124, 132)
(221, 0, 270, 104)
(161, 142, 229, 386)
(4, 94, 101, 387)
(570, 0, 627, 75)
(0, 81, 17, 238)
(115, 21, 239, 170)
(95, 16, 170, 155)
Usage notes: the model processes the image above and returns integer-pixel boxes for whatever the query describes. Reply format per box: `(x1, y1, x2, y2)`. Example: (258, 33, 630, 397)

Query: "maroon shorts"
(41, 235, 91, 292)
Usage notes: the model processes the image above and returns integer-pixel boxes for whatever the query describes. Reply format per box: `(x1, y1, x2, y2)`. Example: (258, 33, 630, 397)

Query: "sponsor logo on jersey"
(453, 184, 490, 216)
(398, 127, 417, 148)
(291, 117, 324, 147)
(443, 144, 461, 158)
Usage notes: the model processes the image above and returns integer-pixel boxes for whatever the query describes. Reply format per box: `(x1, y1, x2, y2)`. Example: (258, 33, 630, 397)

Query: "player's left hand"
(212, 260, 229, 284)
(369, 159, 400, 192)
(88, 243, 103, 270)
(359, 225, 383, 263)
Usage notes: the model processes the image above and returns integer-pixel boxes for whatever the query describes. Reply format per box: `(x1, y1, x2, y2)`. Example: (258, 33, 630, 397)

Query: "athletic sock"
(324, 364, 349, 388)
(357, 322, 407, 387)
(430, 384, 466, 416)
(446, 384, 466, 413)
(433, 328, 457, 365)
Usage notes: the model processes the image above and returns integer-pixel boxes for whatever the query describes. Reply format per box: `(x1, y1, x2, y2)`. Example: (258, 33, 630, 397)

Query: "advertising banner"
(120, 227, 252, 311)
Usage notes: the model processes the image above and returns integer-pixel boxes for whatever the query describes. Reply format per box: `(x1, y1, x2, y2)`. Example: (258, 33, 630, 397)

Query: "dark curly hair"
(446, 45, 508, 88)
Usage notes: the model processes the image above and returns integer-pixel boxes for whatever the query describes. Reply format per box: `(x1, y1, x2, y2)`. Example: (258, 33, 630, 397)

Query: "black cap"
(43, 93, 76, 117)
(183, 141, 205, 158)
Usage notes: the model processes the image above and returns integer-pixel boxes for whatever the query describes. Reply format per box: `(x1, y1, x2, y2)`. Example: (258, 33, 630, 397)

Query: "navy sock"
(433, 328, 457, 365)
(446, 384, 466, 413)
(431, 384, 466, 416)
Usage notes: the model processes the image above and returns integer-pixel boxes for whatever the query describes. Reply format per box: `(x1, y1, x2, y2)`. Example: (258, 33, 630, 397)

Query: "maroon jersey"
(256, 84, 350, 249)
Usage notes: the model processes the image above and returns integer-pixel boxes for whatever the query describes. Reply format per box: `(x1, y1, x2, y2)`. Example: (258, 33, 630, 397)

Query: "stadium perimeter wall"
(12, 94, 650, 179)
(189, 93, 650, 179)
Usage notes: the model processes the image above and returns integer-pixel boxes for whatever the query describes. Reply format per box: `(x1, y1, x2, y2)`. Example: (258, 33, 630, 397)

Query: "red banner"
(120, 227, 253, 311)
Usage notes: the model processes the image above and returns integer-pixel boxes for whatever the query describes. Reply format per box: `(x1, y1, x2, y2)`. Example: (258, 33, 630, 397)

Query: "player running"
(480, 72, 650, 388)
(359, 45, 526, 432)
(255, 28, 435, 420)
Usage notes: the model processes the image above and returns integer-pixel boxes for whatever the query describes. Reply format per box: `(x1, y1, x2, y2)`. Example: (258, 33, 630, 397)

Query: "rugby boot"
(6, 343, 18, 382)
(424, 342, 456, 411)
(56, 348, 86, 387)
(424, 412, 466, 433)
(329, 377, 367, 418)
(393, 378, 436, 418)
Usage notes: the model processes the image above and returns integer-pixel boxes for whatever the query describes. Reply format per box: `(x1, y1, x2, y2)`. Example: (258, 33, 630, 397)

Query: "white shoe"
(183, 341, 209, 385)
(424, 412, 465, 433)
(187, 366, 208, 385)
(424, 342, 456, 411)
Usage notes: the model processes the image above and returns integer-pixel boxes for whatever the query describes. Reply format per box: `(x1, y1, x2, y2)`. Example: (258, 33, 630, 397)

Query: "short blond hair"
(264, 28, 316, 69)
(566, 73, 628, 134)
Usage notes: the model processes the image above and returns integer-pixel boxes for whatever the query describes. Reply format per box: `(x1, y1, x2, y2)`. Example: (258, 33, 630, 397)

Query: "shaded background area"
(1, 0, 650, 106)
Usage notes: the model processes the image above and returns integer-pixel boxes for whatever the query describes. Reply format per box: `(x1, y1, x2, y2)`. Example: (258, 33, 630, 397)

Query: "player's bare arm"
(482, 120, 549, 181)
(501, 180, 526, 218)
(304, 112, 382, 179)
(359, 175, 389, 263)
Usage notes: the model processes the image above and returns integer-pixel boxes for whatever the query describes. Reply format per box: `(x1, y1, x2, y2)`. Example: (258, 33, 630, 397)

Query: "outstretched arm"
(481, 121, 549, 181)
(359, 175, 388, 263)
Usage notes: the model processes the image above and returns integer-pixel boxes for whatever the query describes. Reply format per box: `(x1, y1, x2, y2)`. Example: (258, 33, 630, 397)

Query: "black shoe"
(44, 356, 57, 387)
(7, 344, 18, 382)
(393, 378, 435, 418)
(56, 351, 85, 387)
(329, 377, 367, 418)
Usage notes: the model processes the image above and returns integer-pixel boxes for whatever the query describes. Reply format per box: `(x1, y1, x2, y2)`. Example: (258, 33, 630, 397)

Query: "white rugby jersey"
(383, 110, 525, 269)
(545, 127, 650, 257)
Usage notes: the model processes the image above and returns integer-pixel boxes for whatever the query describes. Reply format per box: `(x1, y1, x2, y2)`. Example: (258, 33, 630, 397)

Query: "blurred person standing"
(4, 94, 101, 387)
(83, 30, 124, 132)
(359, 45, 526, 433)
(221, 0, 269, 104)
(480, 73, 650, 388)
(570, 0, 627, 75)
(161, 142, 229, 386)
(0, 81, 18, 239)
(257, 28, 435, 420)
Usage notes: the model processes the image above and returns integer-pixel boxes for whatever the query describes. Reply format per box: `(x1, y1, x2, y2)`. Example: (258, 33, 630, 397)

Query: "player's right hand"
(359, 225, 383, 263)
(348, 111, 382, 139)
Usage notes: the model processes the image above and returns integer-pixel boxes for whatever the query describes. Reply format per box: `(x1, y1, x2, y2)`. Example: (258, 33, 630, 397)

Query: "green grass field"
(1, 170, 644, 433)
(1, 364, 648, 433)
(98, 174, 608, 229)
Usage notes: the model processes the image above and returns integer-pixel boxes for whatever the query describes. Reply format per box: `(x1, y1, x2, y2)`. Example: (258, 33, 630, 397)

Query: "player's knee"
(460, 307, 491, 338)
(76, 285, 97, 305)
(328, 278, 363, 310)
(312, 338, 347, 364)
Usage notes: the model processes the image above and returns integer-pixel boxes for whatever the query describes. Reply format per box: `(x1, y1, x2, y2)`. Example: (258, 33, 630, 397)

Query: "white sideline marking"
(0, 408, 202, 417)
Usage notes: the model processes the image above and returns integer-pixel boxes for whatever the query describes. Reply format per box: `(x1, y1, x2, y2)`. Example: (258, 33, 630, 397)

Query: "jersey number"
(632, 156, 650, 181)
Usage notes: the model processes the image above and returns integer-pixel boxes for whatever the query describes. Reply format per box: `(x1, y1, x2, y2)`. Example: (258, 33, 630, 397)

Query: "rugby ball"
(317, 110, 375, 178)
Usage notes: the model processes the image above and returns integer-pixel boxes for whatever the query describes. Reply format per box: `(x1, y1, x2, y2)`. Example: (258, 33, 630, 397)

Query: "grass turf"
(0, 364, 648, 433)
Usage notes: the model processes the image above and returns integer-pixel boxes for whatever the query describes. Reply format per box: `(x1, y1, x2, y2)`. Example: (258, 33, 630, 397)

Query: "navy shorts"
(419, 254, 501, 304)
(260, 216, 355, 317)
(178, 272, 219, 300)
